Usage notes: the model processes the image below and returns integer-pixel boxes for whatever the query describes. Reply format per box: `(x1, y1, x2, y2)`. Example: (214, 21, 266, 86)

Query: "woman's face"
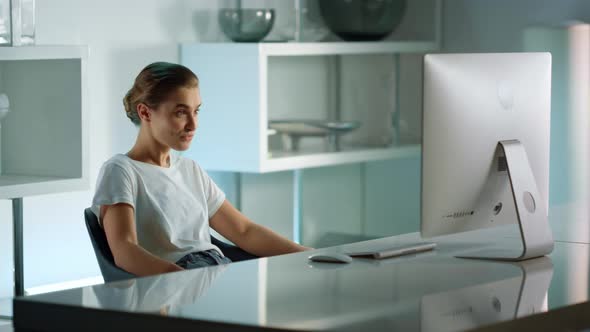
(149, 86, 201, 151)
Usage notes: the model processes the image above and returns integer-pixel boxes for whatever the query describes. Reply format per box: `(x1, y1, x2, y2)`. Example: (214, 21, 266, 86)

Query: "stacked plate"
(268, 120, 361, 152)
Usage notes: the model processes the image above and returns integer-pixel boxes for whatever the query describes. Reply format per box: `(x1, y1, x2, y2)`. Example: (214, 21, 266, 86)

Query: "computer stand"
(456, 140, 554, 261)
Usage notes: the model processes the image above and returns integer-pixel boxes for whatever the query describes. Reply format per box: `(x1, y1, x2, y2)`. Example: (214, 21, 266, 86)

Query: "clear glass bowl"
(218, 9, 275, 42)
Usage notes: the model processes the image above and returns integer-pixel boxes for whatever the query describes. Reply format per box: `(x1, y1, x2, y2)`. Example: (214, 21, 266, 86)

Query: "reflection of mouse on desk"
(308, 253, 352, 263)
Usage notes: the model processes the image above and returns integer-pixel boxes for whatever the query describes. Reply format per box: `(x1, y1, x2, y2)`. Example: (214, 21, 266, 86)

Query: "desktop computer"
(319, 52, 554, 263)
(421, 52, 554, 260)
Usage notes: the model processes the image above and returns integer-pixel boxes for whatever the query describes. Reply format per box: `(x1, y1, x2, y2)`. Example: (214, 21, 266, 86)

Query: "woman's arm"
(209, 200, 312, 257)
(101, 204, 183, 276)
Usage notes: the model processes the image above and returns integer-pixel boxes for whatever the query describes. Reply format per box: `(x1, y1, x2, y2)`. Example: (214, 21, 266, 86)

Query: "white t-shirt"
(91, 153, 226, 263)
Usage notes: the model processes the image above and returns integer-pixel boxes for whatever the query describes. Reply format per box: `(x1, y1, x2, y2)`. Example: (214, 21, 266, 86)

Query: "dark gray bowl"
(218, 9, 275, 43)
(319, 0, 407, 41)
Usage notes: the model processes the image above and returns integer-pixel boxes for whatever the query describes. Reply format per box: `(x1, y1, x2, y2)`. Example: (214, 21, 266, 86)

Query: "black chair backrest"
(84, 207, 259, 283)
(84, 208, 136, 282)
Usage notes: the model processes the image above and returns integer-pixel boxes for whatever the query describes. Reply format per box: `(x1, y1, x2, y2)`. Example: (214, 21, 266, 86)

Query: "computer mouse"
(308, 253, 352, 263)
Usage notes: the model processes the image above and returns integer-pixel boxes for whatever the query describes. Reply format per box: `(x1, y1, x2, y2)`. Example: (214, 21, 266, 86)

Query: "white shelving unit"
(0, 45, 88, 302)
(0, 46, 89, 199)
(180, 41, 431, 173)
(180, 0, 440, 173)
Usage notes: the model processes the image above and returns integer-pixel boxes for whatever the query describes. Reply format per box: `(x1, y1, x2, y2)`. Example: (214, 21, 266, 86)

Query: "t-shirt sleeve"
(194, 162, 226, 218)
(91, 162, 136, 224)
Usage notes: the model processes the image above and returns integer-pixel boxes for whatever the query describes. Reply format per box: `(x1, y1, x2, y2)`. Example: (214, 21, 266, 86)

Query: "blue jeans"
(175, 249, 232, 269)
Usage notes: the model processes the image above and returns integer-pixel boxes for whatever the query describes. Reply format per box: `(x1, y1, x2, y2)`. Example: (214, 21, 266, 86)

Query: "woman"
(92, 62, 309, 277)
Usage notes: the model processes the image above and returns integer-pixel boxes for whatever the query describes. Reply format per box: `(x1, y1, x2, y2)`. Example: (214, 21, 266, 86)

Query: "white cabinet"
(181, 1, 440, 173)
(0, 46, 89, 199)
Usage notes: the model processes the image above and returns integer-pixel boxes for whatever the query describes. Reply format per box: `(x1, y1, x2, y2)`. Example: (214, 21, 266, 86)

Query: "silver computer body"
(421, 53, 554, 260)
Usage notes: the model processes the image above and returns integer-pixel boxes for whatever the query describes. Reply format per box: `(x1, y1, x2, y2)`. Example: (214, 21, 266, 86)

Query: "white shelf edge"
(260, 144, 421, 173)
(0, 176, 89, 199)
(259, 41, 438, 56)
(0, 45, 88, 61)
(182, 41, 438, 57)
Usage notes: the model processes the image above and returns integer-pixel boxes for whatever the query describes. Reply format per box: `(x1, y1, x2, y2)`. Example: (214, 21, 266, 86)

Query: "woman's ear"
(137, 103, 151, 122)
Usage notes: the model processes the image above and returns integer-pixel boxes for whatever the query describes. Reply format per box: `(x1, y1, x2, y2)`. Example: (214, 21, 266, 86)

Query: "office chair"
(84, 208, 258, 283)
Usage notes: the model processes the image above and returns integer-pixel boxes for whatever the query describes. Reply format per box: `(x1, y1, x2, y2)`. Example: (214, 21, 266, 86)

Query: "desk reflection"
(83, 265, 226, 316)
(420, 256, 553, 332)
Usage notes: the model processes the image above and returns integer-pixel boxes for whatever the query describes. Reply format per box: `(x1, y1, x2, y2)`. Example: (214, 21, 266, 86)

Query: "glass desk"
(11, 220, 590, 332)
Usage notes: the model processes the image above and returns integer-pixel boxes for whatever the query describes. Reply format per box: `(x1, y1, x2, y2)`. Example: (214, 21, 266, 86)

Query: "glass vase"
(11, 0, 35, 46)
(0, 0, 10, 45)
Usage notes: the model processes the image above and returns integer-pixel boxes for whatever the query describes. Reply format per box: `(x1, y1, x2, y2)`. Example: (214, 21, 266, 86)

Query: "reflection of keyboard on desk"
(347, 242, 437, 259)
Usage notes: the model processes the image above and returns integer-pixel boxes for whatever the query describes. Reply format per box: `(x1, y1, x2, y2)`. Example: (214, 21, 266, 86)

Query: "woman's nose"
(186, 114, 197, 130)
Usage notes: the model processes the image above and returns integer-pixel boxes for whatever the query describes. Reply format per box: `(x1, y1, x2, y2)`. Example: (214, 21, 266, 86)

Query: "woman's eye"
(176, 110, 186, 117)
